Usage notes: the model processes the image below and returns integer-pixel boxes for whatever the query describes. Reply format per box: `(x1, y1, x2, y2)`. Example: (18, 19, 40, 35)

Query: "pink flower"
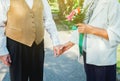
(67, 7, 81, 21)
(67, 10, 76, 21)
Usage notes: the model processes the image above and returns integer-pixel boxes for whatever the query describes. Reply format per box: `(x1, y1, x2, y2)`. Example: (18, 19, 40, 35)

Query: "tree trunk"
(57, 0, 66, 19)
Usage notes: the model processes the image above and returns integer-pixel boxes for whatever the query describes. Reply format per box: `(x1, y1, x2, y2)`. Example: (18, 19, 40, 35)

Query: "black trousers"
(7, 38, 44, 81)
(83, 51, 116, 81)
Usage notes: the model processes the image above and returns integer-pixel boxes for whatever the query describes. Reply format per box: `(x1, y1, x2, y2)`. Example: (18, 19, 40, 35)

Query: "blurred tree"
(48, 0, 56, 3)
(48, 0, 86, 19)
(57, 0, 66, 19)
(57, 0, 80, 19)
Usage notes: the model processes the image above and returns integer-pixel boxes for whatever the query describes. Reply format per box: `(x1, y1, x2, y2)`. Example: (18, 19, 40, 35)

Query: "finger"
(54, 49, 57, 57)
(56, 49, 62, 56)
(5, 56, 11, 66)
(60, 46, 64, 50)
(2, 59, 10, 66)
(56, 49, 63, 57)
(8, 55, 12, 63)
(76, 23, 83, 27)
(78, 29, 83, 33)
(54, 48, 60, 57)
(4, 61, 10, 66)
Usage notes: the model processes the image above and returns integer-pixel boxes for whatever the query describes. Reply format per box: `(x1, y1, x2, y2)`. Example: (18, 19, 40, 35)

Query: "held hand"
(54, 45, 66, 57)
(55, 42, 75, 57)
(53, 45, 68, 57)
(53, 45, 63, 57)
(0, 54, 11, 66)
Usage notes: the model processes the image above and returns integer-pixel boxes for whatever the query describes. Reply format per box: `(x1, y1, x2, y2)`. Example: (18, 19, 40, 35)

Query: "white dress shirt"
(70, 0, 120, 66)
(0, 0, 60, 56)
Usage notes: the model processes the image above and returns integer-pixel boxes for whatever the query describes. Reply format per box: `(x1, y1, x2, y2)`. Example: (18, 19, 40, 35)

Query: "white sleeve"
(106, 0, 120, 47)
(42, 0, 60, 46)
(0, 0, 10, 56)
(69, 30, 79, 45)
(0, 28, 9, 56)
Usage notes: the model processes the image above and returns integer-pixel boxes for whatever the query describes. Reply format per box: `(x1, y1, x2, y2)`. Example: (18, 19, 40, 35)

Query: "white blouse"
(0, 0, 60, 56)
(70, 0, 120, 65)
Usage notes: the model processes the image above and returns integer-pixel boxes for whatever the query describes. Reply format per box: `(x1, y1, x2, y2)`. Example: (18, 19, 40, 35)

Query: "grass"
(117, 45, 120, 73)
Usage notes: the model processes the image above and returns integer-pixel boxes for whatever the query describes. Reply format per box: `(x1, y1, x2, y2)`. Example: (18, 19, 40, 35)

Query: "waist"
(7, 37, 44, 47)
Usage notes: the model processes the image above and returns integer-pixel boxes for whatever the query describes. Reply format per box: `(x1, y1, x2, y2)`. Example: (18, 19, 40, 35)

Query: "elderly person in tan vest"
(0, 0, 61, 81)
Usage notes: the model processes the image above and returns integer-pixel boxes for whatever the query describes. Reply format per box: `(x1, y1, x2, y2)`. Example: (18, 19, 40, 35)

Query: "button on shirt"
(0, 0, 60, 56)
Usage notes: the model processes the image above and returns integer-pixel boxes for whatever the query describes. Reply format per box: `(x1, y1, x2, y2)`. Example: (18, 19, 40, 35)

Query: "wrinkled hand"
(53, 44, 68, 57)
(77, 23, 91, 34)
(0, 54, 11, 66)
(54, 45, 66, 57)
(54, 42, 75, 57)
(57, 45, 69, 56)
(53, 45, 63, 57)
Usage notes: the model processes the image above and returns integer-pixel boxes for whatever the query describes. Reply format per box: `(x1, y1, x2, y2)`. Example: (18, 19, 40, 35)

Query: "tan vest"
(5, 0, 44, 47)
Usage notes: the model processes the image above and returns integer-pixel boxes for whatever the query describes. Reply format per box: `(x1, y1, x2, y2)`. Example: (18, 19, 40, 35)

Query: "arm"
(77, 24, 109, 40)
(0, 1, 9, 56)
(61, 41, 75, 53)
(106, 0, 120, 46)
(42, 0, 61, 56)
(57, 30, 78, 56)
(77, 0, 120, 46)
(88, 25, 109, 40)
(0, 0, 11, 66)
(56, 41, 75, 56)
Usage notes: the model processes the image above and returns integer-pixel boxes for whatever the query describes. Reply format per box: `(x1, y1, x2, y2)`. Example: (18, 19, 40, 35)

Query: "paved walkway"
(0, 31, 86, 81)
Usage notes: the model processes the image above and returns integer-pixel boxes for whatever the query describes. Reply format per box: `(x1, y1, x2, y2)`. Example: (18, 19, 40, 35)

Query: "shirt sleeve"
(42, 0, 60, 46)
(0, 0, 10, 56)
(106, 0, 120, 47)
(69, 30, 79, 45)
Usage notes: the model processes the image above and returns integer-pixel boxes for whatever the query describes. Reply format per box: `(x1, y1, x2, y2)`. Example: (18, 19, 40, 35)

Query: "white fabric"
(83, 0, 98, 51)
(0, 0, 60, 56)
(70, 0, 120, 66)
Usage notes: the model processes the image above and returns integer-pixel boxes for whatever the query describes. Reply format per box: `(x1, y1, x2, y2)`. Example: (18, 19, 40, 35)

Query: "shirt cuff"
(51, 36, 60, 46)
(69, 30, 79, 45)
(0, 47, 9, 56)
(107, 28, 120, 47)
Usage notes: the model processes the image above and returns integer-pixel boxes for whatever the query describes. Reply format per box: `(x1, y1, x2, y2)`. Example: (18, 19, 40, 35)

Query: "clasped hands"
(53, 41, 75, 57)
(53, 23, 91, 57)
(53, 45, 66, 57)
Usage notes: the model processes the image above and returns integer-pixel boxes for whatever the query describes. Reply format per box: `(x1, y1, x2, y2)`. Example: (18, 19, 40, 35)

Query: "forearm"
(87, 25, 109, 40)
(64, 41, 75, 51)
(0, 29, 9, 56)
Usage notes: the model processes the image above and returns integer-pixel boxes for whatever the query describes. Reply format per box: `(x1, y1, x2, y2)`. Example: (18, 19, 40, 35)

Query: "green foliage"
(48, 0, 57, 3)
(72, 5, 89, 24)
(64, 0, 90, 30)
(117, 45, 120, 73)
(79, 0, 84, 8)
(65, 0, 84, 16)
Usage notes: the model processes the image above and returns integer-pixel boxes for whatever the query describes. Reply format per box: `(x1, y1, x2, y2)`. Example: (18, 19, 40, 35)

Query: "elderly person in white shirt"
(58, 0, 120, 81)
(0, 0, 61, 81)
